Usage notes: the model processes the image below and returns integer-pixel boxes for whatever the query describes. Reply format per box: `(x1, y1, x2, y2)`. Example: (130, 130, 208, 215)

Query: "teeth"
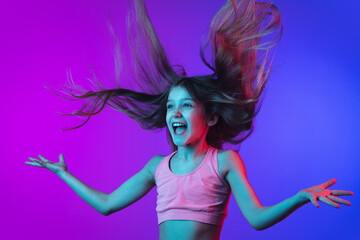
(172, 123, 186, 127)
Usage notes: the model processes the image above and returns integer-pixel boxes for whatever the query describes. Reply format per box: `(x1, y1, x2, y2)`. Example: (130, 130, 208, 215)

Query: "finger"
(331, 190, 354, 196)
(321, 178, 337, 189)
(30, 157, 50, 167)
(310, 195, 319, 208)
(59, 153, 64, 163)
(38, 155, 56, 164)
(38, 155, 49, 162)
(327, 195, 351, 206)
(27, 158, 44, 167)
(25, 161, 43, 167)
(319, 196, 339, 208)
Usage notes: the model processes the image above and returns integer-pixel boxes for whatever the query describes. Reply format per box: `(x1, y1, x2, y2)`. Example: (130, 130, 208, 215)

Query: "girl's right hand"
(25, 154, 68, 175)
(296, 178, 353, 208)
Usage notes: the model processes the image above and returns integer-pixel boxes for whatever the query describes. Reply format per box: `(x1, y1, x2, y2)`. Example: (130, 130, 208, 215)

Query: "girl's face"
(166, 86, 210, 147)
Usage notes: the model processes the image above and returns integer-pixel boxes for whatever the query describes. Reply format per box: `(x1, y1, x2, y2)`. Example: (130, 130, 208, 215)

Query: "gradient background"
(1, 0, 359, 239)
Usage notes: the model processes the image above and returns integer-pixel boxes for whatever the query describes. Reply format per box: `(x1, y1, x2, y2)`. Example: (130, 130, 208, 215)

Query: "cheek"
(165, 117, 170, 130)
(189, 115, 206, 131)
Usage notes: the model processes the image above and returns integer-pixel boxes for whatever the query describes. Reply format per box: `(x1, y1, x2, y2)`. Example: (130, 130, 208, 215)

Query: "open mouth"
(172, 122, 187, 135)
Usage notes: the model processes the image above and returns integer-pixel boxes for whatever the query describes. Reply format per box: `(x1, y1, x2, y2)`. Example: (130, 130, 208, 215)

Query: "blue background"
(1, 0, 358, 239)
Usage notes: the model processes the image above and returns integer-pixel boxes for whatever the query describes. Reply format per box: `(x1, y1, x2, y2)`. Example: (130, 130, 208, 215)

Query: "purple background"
(1, 0, 359, 239)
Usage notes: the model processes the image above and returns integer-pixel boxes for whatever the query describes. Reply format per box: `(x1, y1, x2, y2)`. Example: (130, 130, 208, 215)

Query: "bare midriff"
(159, 220, 222, 240)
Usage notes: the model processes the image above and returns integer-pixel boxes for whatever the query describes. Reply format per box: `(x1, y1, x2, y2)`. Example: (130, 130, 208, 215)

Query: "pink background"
(1, 0, 359, 239)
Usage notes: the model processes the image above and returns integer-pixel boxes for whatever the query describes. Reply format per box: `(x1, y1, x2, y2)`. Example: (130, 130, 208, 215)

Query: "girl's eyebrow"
(167, 98, 193, 102)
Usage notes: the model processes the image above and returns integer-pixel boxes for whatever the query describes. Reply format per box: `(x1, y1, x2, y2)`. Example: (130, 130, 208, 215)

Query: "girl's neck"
(175, 140, 209, 163)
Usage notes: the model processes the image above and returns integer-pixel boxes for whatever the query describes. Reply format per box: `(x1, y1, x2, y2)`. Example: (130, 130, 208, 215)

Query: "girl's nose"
(173, 107, 182, 117)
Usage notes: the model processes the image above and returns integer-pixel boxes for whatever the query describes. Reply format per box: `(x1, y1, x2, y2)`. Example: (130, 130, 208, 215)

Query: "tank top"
(155, 146, 232, 226)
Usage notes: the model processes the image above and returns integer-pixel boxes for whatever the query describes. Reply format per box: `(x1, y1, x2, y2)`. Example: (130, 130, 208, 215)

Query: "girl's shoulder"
(217, 149, 230, 180)
(145, 154, 167, 179)
(217, 149, 243, 181)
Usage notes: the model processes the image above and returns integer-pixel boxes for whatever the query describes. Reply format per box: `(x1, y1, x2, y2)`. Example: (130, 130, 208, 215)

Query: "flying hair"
(49, 0, 282, 152)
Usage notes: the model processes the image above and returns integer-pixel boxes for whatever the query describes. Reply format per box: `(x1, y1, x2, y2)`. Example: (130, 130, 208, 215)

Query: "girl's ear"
(207, 113, 219, 126)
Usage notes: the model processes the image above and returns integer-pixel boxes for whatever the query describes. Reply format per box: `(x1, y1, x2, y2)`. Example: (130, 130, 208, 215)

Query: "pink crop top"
(155, 146, 232, 226)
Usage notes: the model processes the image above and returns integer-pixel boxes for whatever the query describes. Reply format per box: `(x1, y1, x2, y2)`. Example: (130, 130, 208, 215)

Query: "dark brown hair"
(51, 0, 282, 152)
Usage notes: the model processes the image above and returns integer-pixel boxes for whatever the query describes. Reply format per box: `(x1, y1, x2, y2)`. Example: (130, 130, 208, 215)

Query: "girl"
(25, 0, 354, 239)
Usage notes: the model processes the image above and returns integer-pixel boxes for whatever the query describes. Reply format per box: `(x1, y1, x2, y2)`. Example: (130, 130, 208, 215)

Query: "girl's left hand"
(297, 178, 354, 208)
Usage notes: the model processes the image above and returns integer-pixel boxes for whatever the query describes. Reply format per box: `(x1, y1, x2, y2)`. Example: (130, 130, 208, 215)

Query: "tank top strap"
(204, 147, 230, 187)
(155, 150, 177, 179)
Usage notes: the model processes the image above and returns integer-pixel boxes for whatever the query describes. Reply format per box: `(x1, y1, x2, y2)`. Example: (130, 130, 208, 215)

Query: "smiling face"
(166, 86, 211, 148)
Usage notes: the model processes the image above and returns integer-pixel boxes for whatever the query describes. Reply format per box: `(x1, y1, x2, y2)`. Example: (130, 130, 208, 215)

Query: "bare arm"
(26, 154, 110, 215)
(223, 151, 354, 231)
(57, 170, 109, 215)
(106, 155, 164, 215)
(26, 154, 164, 216)
(250, 193, 307, 230)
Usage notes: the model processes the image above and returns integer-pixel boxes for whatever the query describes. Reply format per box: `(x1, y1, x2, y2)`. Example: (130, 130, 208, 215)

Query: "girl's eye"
(184, 103, 192, 107)
(166, 103, 192, 109)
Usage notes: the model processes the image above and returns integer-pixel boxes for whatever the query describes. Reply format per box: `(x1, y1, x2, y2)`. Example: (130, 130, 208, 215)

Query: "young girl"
(25, 0, 354, 239)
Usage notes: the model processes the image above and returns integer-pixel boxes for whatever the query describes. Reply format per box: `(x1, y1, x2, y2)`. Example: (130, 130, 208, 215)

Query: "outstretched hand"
(297, 178, 354, 208)
(25, 154, 68, 175)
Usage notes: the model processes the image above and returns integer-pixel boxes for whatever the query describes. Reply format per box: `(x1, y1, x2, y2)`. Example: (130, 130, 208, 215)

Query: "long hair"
(51, 0, 282, 152)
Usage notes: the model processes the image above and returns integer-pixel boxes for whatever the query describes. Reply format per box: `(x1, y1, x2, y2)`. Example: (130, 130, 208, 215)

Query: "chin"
(173, 141, 184, 147)
(172, 138, 187, 147)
